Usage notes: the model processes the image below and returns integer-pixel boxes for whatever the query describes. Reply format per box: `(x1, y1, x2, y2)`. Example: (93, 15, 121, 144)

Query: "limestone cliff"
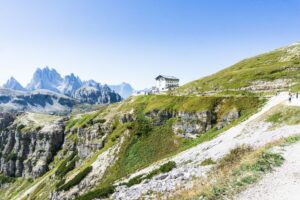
(0, 112, 65, 177)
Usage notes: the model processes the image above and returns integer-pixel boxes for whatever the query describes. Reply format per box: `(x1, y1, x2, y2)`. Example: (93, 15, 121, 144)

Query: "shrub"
(35, 126, 42, 132)
(57, 166, 92, 191)
(126, 161, 177, 187)
(217, 146, 252, 170)
(200, 158, 216, 166)
(125, 174, 144, 187)
(126, 123, 133, 130)
(266, 112, 282, 123)
(159, 161, 176, 173)
(0, 175, 15, 184)
(55, 151, 77, 178)
(16, 124, 26, 132)
(251, 151, 284, 172)
(284, 135, 300, 145)
(136, 114, 152, 137)
(95, 118, 106, 124)
(57, 159, 76, 178)
(55, 179, 65, 189)
(75, 185, 115, 200)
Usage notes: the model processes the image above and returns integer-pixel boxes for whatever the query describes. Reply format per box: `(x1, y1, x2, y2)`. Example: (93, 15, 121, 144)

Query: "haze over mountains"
(0, 67, 134, 113)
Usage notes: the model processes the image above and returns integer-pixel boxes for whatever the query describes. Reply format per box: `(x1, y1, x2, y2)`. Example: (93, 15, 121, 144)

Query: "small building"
(155, 75, 179, 92)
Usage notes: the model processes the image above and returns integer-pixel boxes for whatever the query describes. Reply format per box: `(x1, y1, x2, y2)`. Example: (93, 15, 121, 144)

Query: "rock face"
(145, 109, 214, 138)
(59, 73, 83, 97)
(3, 77, 27, 91)
(109, 82, 134, 99)
(144, 109, 239, 138)
(216, 108, 240, 129)
(173, 111, 214, 138)
(26, 67, 63, 93)
(241, 79, 292, 92)
(74, 85, 122, 104)
(0, 113, 65, 177)
(66, 115, 115, 159)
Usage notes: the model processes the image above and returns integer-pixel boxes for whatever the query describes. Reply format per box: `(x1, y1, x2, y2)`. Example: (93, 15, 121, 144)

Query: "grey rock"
(216, 109, 240, 129)
(0, 113, 65, 178)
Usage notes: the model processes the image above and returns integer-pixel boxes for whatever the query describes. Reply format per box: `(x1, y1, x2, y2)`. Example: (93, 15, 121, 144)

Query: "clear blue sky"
(0, 0, 299, 89)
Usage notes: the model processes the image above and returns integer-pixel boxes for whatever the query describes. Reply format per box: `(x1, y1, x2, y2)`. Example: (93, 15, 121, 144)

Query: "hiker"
(289, 93, 292, 103)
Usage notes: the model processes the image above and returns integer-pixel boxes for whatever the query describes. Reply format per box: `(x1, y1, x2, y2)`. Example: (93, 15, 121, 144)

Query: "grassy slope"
(75, 95, 262, 199)
(1, 95, 262, 200)
(177, 43, 300, 95)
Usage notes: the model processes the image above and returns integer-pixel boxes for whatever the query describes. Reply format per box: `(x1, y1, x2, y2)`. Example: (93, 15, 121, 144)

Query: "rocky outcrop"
(241, 79, 292, 91)
(67, 117, 115, 159)
(141, 109, 240, 138)
(75, 125, 106, 158)
(120, 113, 135, 123)
(144, 109, 214, 138)
(0, 113, 65, 178)
(172, 111, 214, 138)
(216, 108, 240, 129)
(74, 85, 122, 105)
(146, 110, 177, 126)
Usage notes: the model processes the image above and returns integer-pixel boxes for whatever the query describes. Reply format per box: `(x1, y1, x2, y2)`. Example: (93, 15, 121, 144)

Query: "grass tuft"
(200, 158, 216, 166)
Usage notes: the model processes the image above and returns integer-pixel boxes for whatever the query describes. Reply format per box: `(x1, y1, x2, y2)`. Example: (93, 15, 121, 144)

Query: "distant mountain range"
(0, 67, 135, 113)
(109, 82, 134, 99)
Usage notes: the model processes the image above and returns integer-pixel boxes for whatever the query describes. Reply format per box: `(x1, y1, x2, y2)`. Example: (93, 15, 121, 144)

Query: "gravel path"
(235, 141, 300, 200)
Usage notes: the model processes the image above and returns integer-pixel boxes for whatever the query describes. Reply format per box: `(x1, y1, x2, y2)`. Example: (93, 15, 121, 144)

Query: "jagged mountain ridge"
(26, 67, 63, 93)
(2, 67, 123, 107)
(3, 77, 26, 91)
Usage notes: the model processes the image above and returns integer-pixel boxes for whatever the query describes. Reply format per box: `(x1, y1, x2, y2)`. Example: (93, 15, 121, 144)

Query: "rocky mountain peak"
(109, 82, 134, 98)
(3, 76, 26, 91)
(1, 67, 124, 109)
(59, 73, 83, 97)
(83, 80, 101, 88)
(26, 67, 63, 92)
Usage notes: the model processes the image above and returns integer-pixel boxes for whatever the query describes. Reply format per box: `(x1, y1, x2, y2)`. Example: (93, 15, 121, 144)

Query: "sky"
(0, 0, 300, 90)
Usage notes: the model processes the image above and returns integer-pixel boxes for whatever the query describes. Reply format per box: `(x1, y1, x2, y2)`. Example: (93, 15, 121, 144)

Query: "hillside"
(177, 42, 300, 95)
(0, 94, 262, 200)
(0, 42, 300, 200)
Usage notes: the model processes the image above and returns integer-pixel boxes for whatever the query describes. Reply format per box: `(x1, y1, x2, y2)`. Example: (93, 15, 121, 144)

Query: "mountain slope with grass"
(176, 42, 300, 96)
(0, 94, 262, 200)
(0, 42, 300, 200)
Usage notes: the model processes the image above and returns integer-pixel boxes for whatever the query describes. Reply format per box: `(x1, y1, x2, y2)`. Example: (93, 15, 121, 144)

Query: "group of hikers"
(288, 92, 299, 103)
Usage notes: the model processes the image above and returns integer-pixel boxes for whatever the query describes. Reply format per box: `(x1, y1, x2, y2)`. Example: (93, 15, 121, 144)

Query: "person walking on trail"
(289, 92, 292, 103)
